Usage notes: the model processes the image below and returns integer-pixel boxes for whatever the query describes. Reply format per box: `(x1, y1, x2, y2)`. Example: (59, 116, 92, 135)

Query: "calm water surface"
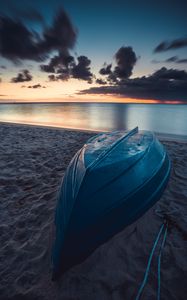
(0, 102, 187, 136)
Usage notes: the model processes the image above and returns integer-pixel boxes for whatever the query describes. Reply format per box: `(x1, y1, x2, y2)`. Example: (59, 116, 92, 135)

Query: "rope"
(157, 222, 168, 300)
(135, 221, 168, 300)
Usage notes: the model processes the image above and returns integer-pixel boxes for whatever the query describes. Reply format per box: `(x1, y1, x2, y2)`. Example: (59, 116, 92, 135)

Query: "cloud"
(40, 51, 74, 73)
(11, 69, 32, 83)
(153, 67, 187, 80)
(0, 65, 6, 69)
(0, 16, 46, 62)
(79, 67, 187, 102)
(41, 9, 77, 53)
(165, 56, 178, 62)
(28, 84, 46, 88)
(98, 46, 137, 84)
(152, 56, 187, 64)
(21, 83, 46, 88)
(0, 9, 77, 63)
(48, 74, 57, 81)
(71, 56, 93, 82)
(47, 72, 70, 81)
(43, 54, 93, 83)
(114, 47, 137, 79)
(176, 58, 187, 63)
(154, 38, 187, 52)
(96, 78, 107, 85)
(99, 64, 112, 75)
(41, 64, 56, 73)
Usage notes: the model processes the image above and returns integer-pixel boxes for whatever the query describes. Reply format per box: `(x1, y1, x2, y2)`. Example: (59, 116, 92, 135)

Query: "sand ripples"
(0, 124, 186, 299)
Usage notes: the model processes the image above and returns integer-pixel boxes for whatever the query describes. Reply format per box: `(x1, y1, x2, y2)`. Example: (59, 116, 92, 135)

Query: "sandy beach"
(0, 123, 186, 300)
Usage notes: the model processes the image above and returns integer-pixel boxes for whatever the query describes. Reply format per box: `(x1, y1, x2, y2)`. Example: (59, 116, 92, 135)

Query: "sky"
(0, 0, 187, 103)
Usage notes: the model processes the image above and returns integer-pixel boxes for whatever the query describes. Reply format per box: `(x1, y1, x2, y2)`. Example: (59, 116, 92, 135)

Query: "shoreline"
(1, 120, 187, 142)
(0, 121, 100, 134)
(0, 123, 186, 299)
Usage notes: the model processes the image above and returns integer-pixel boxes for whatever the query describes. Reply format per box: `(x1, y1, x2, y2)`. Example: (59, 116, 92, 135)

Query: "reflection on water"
(0, 102, 187, 135)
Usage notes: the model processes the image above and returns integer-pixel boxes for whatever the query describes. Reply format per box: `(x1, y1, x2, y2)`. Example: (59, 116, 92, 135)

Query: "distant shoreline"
(0, 101, 187, 105)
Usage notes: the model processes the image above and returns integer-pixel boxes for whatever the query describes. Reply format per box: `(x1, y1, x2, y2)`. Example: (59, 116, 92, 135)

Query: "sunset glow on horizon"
(0, 78, 185, 105)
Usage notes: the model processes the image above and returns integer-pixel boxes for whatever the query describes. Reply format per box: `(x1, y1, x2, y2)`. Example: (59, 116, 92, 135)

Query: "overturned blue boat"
(52, 127, 171, 279)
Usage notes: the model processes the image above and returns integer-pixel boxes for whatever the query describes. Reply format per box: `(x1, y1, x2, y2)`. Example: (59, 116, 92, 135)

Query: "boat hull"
(52, 128, 171, 279)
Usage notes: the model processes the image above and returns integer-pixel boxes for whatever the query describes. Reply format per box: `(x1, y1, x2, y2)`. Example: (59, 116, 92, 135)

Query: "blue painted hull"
(52, 127, 171, 279)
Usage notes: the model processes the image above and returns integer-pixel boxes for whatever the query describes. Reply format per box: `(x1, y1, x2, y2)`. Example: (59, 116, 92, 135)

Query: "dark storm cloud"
(0, 65, 6, 69)
(99, 64, 112, 75)
(11, 69, 32, 83)
(154, 38, 187, 52)
(0, 16, 44, 62)
(114, 47, 137, 79)
(40, 51, 74, 73)
(50, 69, 70, 81)
(41, 10, 76, 53)
(43, 54, 93, 83)
(0, 9, 77, 63)
(98, 47, 137, 84)
(79, 67, 187, 102)
(71, 56, 93, 82)
(57, 70, 70, 80)
(40, 64, 55, 73)
(47, 71, 70, 81)
(153, 67, 187, 80)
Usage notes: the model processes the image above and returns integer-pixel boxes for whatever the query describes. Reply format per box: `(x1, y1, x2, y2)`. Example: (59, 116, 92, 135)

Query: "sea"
(0, 102, 187, 136)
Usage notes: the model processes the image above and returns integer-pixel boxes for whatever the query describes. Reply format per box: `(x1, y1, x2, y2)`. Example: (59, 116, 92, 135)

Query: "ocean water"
(0, 102, 187, 136)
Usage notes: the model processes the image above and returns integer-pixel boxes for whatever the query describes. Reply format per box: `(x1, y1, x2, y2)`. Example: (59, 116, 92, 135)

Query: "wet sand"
(0, 123, 186, 300)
